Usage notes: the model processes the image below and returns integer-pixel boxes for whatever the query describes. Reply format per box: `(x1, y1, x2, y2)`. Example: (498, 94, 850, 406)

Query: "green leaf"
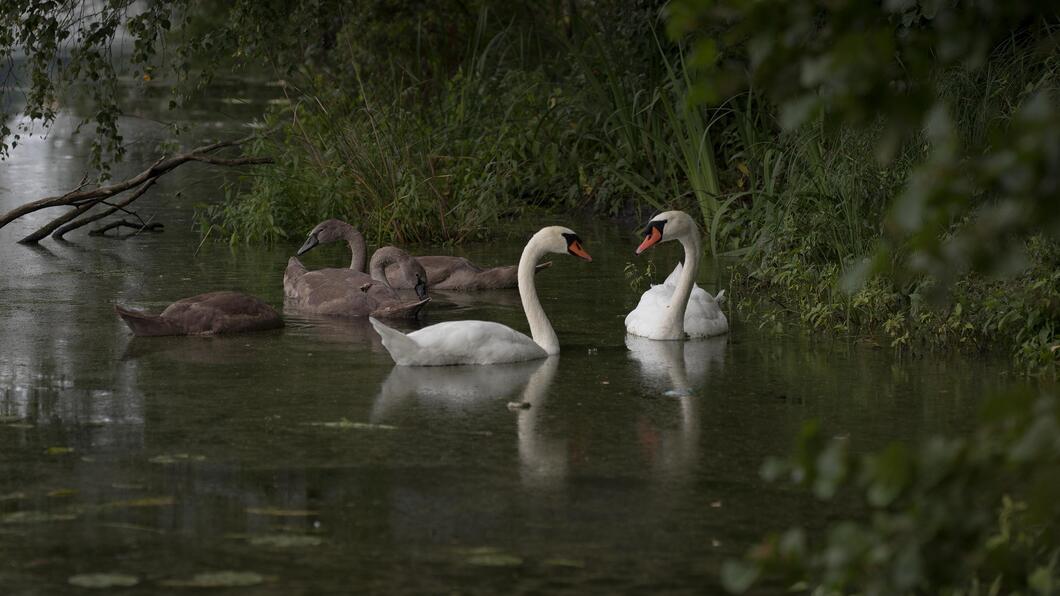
(720, 559, 761, 594)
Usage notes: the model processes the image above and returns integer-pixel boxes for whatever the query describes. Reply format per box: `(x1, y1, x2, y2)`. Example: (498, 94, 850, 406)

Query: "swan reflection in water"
(625, 334, 727, 479)
(370, 357, 565, 487)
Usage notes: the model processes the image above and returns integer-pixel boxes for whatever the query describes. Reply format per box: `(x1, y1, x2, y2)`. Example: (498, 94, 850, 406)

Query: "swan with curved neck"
(296, 218, 547, 290)
(624, 211, 728, 340)
(370, 226, 592, 366)
(284, 220, 429, 318)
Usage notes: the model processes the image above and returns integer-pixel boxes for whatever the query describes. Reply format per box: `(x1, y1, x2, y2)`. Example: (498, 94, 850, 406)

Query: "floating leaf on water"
(2, 511, 78, 524)
(302, 419, 397, 431)
(110, 483, 145, 490)
(465, 553, 524, 567)
(249, 534, 323, 548)
(543, 558, 585, 569)
(453, 546, 502, 556)
(100, 497, 175, 509)
(45, 447, 74, 455)
(159, 571, 264, 588)
(99, 522, 165, 535)
(47, 489, 78, 498)
(68, 573, 140, 589)
(245, 507, 319, 517)
(149, 454, 206, 464)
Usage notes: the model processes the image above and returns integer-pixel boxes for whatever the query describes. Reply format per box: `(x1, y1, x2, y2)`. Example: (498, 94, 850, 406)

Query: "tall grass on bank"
(200, 24, 592, 245)
(572, 29, 731, 256)
(723, 40, 1059, 377)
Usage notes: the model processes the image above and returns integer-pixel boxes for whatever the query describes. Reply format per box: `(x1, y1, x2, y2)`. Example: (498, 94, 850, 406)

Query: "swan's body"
(284, 220, 428, 318)
(625, 211, 729, 340)
(625, 263, 728, 339)
(371, 226, 592, 366)
(115, 291, 282, 336)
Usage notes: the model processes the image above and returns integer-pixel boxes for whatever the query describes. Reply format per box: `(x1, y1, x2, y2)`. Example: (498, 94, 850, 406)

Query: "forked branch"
(2, 133, 273, 244)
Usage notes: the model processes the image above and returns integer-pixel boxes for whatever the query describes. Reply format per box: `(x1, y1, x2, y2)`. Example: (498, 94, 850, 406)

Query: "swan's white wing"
(685, 286, 729, 337)
(389, 320, 547, 365)
(625, 283, 679, 339)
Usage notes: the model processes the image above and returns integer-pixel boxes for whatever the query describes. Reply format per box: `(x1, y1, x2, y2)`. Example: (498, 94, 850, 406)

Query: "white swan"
(624, 210, 728, 340)
(370, 226, 592, 365)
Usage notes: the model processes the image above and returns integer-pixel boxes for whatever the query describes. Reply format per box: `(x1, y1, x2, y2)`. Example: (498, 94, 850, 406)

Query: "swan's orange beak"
(567, 240, 592, 262)
(636, 226, 663, 254)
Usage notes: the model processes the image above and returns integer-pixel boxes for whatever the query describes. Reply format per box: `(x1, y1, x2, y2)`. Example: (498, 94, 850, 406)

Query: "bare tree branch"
(88, 219, 163, 236)
(51, 179, 158, 241)
(2, 132, 272, 243)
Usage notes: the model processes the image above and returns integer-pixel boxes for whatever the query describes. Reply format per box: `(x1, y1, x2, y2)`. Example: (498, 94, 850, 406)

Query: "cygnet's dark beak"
(297, 233, 319, 256)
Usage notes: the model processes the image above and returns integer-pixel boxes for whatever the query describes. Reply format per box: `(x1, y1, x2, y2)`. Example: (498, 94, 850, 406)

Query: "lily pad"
(302, 419, 396, 430)
(3, 511, 78, 524)
(68, 573, 140, 589)
(159, 571, 264, 588)
(543, 558, 585, 569)
(149, 453, 205, 464)
(100, 497, 175, 509)
(466, 553, 524, 567)
(249, 534, 323, 548)
(245, 507, 318, 517)
(453, 546, 502, 556)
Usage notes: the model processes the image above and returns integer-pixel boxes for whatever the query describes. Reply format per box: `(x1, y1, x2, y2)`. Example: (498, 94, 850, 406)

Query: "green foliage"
(0, 0, 175, 176)
(202, 20, 593, 244)
(669, 0, 1060, 282)
(623, 259, 657, 295)
(725, 388, 1060, 595)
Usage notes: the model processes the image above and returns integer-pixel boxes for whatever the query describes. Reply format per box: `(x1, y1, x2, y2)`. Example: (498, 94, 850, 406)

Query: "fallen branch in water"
(52, 179, 157, 240)
(3, 133, 273, 244)
(88, 219, 164, 236)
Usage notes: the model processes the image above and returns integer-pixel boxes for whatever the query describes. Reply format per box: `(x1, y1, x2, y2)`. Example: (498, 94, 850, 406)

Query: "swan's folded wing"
(403, 321, 547, 365)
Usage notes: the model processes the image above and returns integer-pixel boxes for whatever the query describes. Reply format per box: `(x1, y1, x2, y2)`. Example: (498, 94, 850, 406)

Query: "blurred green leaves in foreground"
(669, 0, 1059, 286)
(668, 1, 1060, 592)
(723, 388, 1060, 595)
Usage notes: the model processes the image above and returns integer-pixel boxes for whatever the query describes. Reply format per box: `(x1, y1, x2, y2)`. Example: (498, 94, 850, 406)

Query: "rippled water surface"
(0, 89, 1010, 593)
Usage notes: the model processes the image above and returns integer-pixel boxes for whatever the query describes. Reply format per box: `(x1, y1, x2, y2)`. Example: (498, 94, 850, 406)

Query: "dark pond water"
(0, 83, 1012, 593)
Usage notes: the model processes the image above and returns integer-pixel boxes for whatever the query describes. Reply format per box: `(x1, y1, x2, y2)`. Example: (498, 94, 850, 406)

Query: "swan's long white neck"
(343, 226, 367, 272)
(518, 234, 560, 355)
(667, 229, 701, 336)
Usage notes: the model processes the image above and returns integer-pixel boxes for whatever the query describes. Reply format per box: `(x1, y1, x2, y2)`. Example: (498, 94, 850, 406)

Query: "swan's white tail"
(369, 317, 419, 365)
(715, 289, 726, 303)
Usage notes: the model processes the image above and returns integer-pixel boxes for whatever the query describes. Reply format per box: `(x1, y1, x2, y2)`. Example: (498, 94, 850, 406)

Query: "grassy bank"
(199, 6, 1058, 377)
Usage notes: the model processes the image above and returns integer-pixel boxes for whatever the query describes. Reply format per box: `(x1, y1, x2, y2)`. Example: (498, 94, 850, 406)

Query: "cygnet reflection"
(625, 334, 727, 479)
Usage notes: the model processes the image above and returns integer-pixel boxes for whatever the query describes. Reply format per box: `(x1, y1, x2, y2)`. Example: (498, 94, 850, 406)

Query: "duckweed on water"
(158, 571, 265, 588)
(67, 573, 140, 589)
(2, 511, 78, 524)
(244, 507, 319, 517)
(249, 534, 323, 548)
(302, 419, 397, 430)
